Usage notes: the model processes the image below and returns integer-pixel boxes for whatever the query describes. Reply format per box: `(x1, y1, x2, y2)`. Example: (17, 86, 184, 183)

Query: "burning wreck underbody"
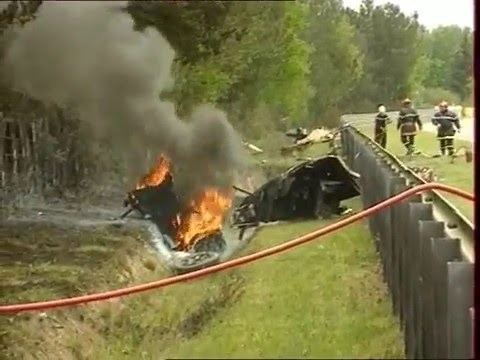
(122, 155, 361, 273)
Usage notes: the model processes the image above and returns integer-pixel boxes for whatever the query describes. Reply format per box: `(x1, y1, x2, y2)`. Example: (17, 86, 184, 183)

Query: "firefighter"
(431, 101, 460, 156)
(374, 104, 391, 148)
(397, 98, 422, 155)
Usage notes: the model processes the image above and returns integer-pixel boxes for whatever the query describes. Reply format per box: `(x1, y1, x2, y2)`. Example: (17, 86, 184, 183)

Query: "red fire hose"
(0, 182, 473, 314)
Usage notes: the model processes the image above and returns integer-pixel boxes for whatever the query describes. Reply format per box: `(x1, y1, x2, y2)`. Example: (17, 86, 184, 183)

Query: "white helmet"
(378, 105, 386, 113)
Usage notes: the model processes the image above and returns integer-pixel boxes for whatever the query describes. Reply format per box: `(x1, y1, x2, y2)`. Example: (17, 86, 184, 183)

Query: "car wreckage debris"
(232, 155, 360, 227)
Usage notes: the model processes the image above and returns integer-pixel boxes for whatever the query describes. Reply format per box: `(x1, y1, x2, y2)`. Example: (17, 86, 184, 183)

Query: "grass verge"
(152, 216, 404, 359)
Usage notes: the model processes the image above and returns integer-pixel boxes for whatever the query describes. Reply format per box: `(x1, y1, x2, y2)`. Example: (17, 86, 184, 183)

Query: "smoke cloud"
(1, 1, 244, 200)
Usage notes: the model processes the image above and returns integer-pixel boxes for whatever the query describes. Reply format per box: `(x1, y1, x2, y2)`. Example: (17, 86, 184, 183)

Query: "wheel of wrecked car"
(173, 251, 220, 273)
(192, 232, 227, 253)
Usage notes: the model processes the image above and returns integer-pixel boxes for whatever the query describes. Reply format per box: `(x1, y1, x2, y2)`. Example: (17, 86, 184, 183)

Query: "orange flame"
(136, 155, 172, 190)
(135, 154, 233, 251)
(172, 188, 233, 250)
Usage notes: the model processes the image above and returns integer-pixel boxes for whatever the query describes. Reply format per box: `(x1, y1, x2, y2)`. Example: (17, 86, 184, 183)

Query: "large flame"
(134, 154, 232, 250)
(172, 188, 233, 250)
(136, 155, 172, 190)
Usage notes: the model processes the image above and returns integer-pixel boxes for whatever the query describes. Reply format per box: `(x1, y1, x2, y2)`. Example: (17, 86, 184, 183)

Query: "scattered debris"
(242, 141, 264, 155)
(409, 166, 436, 182)
(296, 128, 333, 145)
(281, 127, 335, 157)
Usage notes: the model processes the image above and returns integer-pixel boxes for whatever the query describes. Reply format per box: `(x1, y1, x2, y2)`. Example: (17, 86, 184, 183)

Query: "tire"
(172, 251, 220, 274)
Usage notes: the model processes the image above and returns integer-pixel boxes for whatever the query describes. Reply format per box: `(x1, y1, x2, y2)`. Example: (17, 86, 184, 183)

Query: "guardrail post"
(377, 169, 395, 288)
(418, 220, 446, 359)
(404, 202, 434, 359)
(431, 237, 462, 359)
(446, 261, 474, 359)
(398, 194, 422, 329)
(390, 177, 407, 317)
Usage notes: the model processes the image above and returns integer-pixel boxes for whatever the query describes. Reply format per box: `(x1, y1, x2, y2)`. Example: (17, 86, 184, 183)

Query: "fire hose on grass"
(0, 182, 473, 314)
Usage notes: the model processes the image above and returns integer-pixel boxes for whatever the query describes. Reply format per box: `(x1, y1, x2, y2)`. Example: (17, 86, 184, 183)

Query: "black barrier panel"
(399, 194, 423, 329)
(372, 157, 386, 246)
(357, 145, 377, 234)
(418, 221, 446, 359)
(389, 177, 408, 317)
(378, 169, 395, 288)
(446, 261, 474, 359)
(431, 237, 462, 359)
(404, 202, 434, 359)
(378, 163, 396, 286)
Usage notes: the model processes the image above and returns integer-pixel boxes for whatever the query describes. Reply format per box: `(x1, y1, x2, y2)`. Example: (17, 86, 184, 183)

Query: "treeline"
(126, 0, 472, 135)
(0, 0, 473, 200)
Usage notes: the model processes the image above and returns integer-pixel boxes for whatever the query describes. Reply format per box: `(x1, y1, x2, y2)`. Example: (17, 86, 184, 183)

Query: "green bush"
(417, 87, 461, 107)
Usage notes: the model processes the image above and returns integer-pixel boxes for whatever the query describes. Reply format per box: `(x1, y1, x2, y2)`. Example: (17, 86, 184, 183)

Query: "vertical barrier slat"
(446, 262, 474, 359)
(404, 202, 433, 359)
(390, 177, 407, 317)
(399, 194, 422, 331)
(418, 220, 445, 359)
(431, 237, 462, 359)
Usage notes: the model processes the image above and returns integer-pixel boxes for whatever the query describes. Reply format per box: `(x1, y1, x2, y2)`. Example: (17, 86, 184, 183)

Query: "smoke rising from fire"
(1, 1, 244, 199)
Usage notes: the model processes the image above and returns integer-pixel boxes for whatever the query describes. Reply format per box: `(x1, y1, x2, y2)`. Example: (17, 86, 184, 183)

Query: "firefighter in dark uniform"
(374, 104, 391, 148)
(397, 98, 422, 155)
(431, 101, 460, 156)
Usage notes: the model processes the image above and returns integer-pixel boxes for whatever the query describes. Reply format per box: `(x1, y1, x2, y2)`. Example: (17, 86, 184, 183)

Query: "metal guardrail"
(347, 123, 473, 261)
(339, 121, 474, 359)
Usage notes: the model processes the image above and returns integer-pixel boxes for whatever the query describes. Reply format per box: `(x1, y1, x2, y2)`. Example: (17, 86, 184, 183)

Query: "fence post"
(431, 237, 462, 359)
(390, 177, 407, 317)
(446, 261, 474, 359)
(404, 202, 434, 358)
(418, 220, 446, 359)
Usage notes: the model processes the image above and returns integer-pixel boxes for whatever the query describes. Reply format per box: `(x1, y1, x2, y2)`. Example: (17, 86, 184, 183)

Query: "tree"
(448, 30, 472, 102)
(421, 25, 467, 89)
(306, 0, 363, 126)
(345, 0, 422, 109)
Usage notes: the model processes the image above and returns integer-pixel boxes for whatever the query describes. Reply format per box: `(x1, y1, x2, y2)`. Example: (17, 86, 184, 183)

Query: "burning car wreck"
(232, 156, 360, 228)
(122, 156, 234, 273)
(121, 154, 360, 273)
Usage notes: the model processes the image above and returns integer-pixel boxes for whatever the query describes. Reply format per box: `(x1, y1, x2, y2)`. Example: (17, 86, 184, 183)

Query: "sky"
(342, 0, 474, 30)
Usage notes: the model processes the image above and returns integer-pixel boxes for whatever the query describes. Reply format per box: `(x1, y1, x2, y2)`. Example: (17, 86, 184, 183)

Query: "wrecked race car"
(121, 156, 233, 273)
(232, 155, 360, 227)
